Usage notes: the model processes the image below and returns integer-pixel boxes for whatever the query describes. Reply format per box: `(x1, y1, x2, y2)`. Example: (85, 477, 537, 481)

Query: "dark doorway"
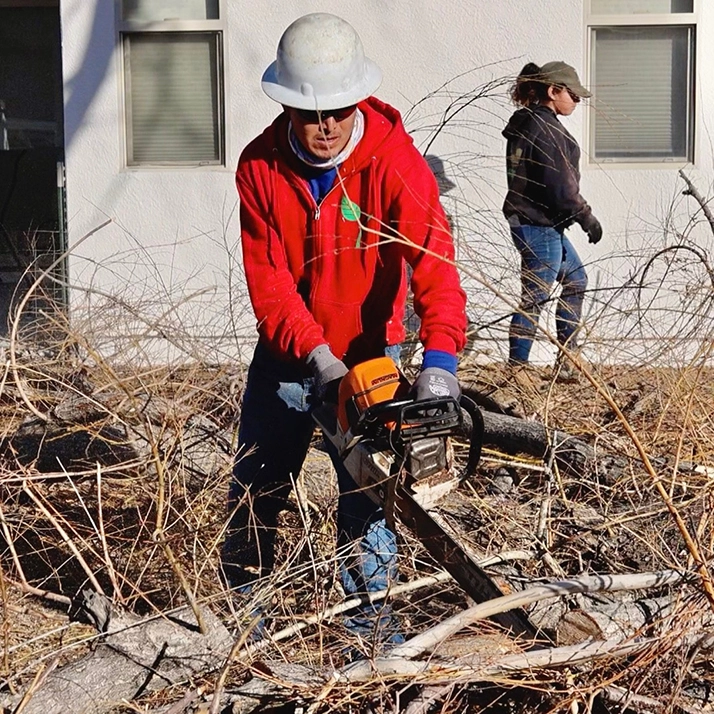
(0, 0, 66, 338)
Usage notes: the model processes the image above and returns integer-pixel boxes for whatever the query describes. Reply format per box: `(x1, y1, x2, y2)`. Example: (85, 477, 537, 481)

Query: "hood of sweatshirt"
(502, 104, 557, 140)
(260, 96, 414, 178)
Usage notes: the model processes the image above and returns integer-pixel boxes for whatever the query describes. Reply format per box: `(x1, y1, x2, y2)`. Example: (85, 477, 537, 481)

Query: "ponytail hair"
(510, 62, 551, 107)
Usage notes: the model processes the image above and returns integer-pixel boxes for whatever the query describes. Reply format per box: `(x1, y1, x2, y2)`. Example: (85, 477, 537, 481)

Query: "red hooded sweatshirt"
(236, 97, 467, 368)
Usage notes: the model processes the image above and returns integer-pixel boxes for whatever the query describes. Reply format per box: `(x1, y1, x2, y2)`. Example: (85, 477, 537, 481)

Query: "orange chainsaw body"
(337, 356, 410, 433)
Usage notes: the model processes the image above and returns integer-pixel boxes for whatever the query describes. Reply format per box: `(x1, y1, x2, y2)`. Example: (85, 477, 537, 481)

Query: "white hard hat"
(262, 13, 382, 110)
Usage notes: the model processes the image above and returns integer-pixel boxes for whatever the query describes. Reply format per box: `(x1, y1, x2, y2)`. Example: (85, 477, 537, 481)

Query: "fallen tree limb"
(389, 568, 689, 661)
(211, 628, 714, 712)
(2, 591, 232, 714)
(340, 637, 650, 683)
(340, 628, 714, 684)
(344, 570, 709, 714)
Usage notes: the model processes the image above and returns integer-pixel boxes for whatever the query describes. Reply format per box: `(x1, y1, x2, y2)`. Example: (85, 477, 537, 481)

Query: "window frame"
(118, 2, 226, 169)
(584, 0, 698, 168)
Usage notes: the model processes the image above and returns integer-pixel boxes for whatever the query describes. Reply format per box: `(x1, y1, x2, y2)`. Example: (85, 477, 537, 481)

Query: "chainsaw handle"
(458, 393, 484, 479)
(394, 396, 461, 429)
(355, 397, 414, 429)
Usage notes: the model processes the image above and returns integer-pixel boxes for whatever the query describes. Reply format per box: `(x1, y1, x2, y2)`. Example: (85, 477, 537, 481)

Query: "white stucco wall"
(59, 0, 714, 366)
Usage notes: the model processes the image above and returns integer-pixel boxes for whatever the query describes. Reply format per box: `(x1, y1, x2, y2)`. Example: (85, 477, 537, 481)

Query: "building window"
(120, 0, 224, 167)
(588, 0, 696, 163)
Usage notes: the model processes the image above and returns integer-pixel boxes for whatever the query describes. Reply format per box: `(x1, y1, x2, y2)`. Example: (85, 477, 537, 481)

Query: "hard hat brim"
(261, 58, 383, 110)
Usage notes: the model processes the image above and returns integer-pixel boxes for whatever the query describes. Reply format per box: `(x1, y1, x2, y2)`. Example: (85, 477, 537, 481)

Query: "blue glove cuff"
(421, 349, 458, 375)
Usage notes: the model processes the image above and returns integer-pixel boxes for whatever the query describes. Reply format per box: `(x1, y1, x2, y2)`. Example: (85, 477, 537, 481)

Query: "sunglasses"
(294, 105, 357, 124)
(567, 89, 582, 103)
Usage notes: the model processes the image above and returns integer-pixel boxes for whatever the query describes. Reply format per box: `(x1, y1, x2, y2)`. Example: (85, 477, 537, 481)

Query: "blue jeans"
(222, 342, 403, 644)
(509, 224, 588, 363)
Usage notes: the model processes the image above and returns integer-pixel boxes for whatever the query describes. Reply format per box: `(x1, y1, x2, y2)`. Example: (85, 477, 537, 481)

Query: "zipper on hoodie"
(314, 180, 343, 221)
(290, 176, 320, 220)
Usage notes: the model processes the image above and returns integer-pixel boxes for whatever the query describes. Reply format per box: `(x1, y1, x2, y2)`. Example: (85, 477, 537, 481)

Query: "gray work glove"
(411, 367, 461, 402)
(306, 344, 348, 404)
(586, 217, 603, 244)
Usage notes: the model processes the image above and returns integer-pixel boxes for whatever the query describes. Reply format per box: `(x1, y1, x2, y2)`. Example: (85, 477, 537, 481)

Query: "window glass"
(122, 0, 219, 22)
(0, 7, 63, 149)
(591, 25, 693, 161)
(124, 33, 221, 164)
(591, 0, 693, 14)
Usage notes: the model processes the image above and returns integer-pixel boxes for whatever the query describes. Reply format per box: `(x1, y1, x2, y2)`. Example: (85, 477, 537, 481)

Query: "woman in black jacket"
(502, 61, 601, 375)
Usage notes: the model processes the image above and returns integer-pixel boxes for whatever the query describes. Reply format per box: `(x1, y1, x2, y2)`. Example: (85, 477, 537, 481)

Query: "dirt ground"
(2, 357, 714, 711)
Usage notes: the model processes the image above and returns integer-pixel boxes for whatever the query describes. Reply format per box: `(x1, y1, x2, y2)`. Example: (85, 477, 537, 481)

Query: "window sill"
(585, 159, 693, 171)
(121, 164, 232, 173)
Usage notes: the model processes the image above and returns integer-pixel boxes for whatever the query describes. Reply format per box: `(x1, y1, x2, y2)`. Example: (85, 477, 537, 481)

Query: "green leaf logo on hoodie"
(340, 196, 363, 247)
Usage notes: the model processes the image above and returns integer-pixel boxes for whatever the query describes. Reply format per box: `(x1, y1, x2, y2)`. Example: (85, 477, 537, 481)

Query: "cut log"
(478, 407, 598, 476)
(462, 390, 712, 482)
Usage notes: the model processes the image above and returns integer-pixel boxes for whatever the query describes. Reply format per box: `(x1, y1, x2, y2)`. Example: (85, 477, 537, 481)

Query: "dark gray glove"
(411, 367, 461, 402)
(586, 218, 603, 244)
(306, 344, 348, 403)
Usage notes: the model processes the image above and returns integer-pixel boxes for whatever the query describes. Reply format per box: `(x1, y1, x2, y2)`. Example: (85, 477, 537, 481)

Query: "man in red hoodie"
(224, 12, 467, 649)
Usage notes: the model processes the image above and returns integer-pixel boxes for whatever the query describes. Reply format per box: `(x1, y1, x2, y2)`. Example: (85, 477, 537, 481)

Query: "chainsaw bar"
(395, 485, 542, 644)
(312, 356, 545, 647)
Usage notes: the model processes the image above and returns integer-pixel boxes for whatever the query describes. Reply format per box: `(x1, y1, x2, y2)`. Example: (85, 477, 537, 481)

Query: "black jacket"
(502, 105, 596, 232)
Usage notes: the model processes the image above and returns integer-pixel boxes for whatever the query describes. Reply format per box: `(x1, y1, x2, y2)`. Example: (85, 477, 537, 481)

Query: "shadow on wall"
(63, 1, 116, 149)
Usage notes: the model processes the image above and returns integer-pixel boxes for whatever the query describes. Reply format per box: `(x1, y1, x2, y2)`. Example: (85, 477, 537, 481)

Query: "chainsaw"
(312, 356, 540, 641)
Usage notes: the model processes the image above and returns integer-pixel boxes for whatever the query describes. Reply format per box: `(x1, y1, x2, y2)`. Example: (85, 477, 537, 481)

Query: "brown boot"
(501, 361, 548, 417)
(506, 361, 544, 393)
(554, 354, 581, 384)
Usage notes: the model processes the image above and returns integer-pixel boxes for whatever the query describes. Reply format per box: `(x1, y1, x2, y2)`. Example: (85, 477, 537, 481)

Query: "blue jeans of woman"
(509, 224, 588, 363)
(222, 342, 403, 644)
